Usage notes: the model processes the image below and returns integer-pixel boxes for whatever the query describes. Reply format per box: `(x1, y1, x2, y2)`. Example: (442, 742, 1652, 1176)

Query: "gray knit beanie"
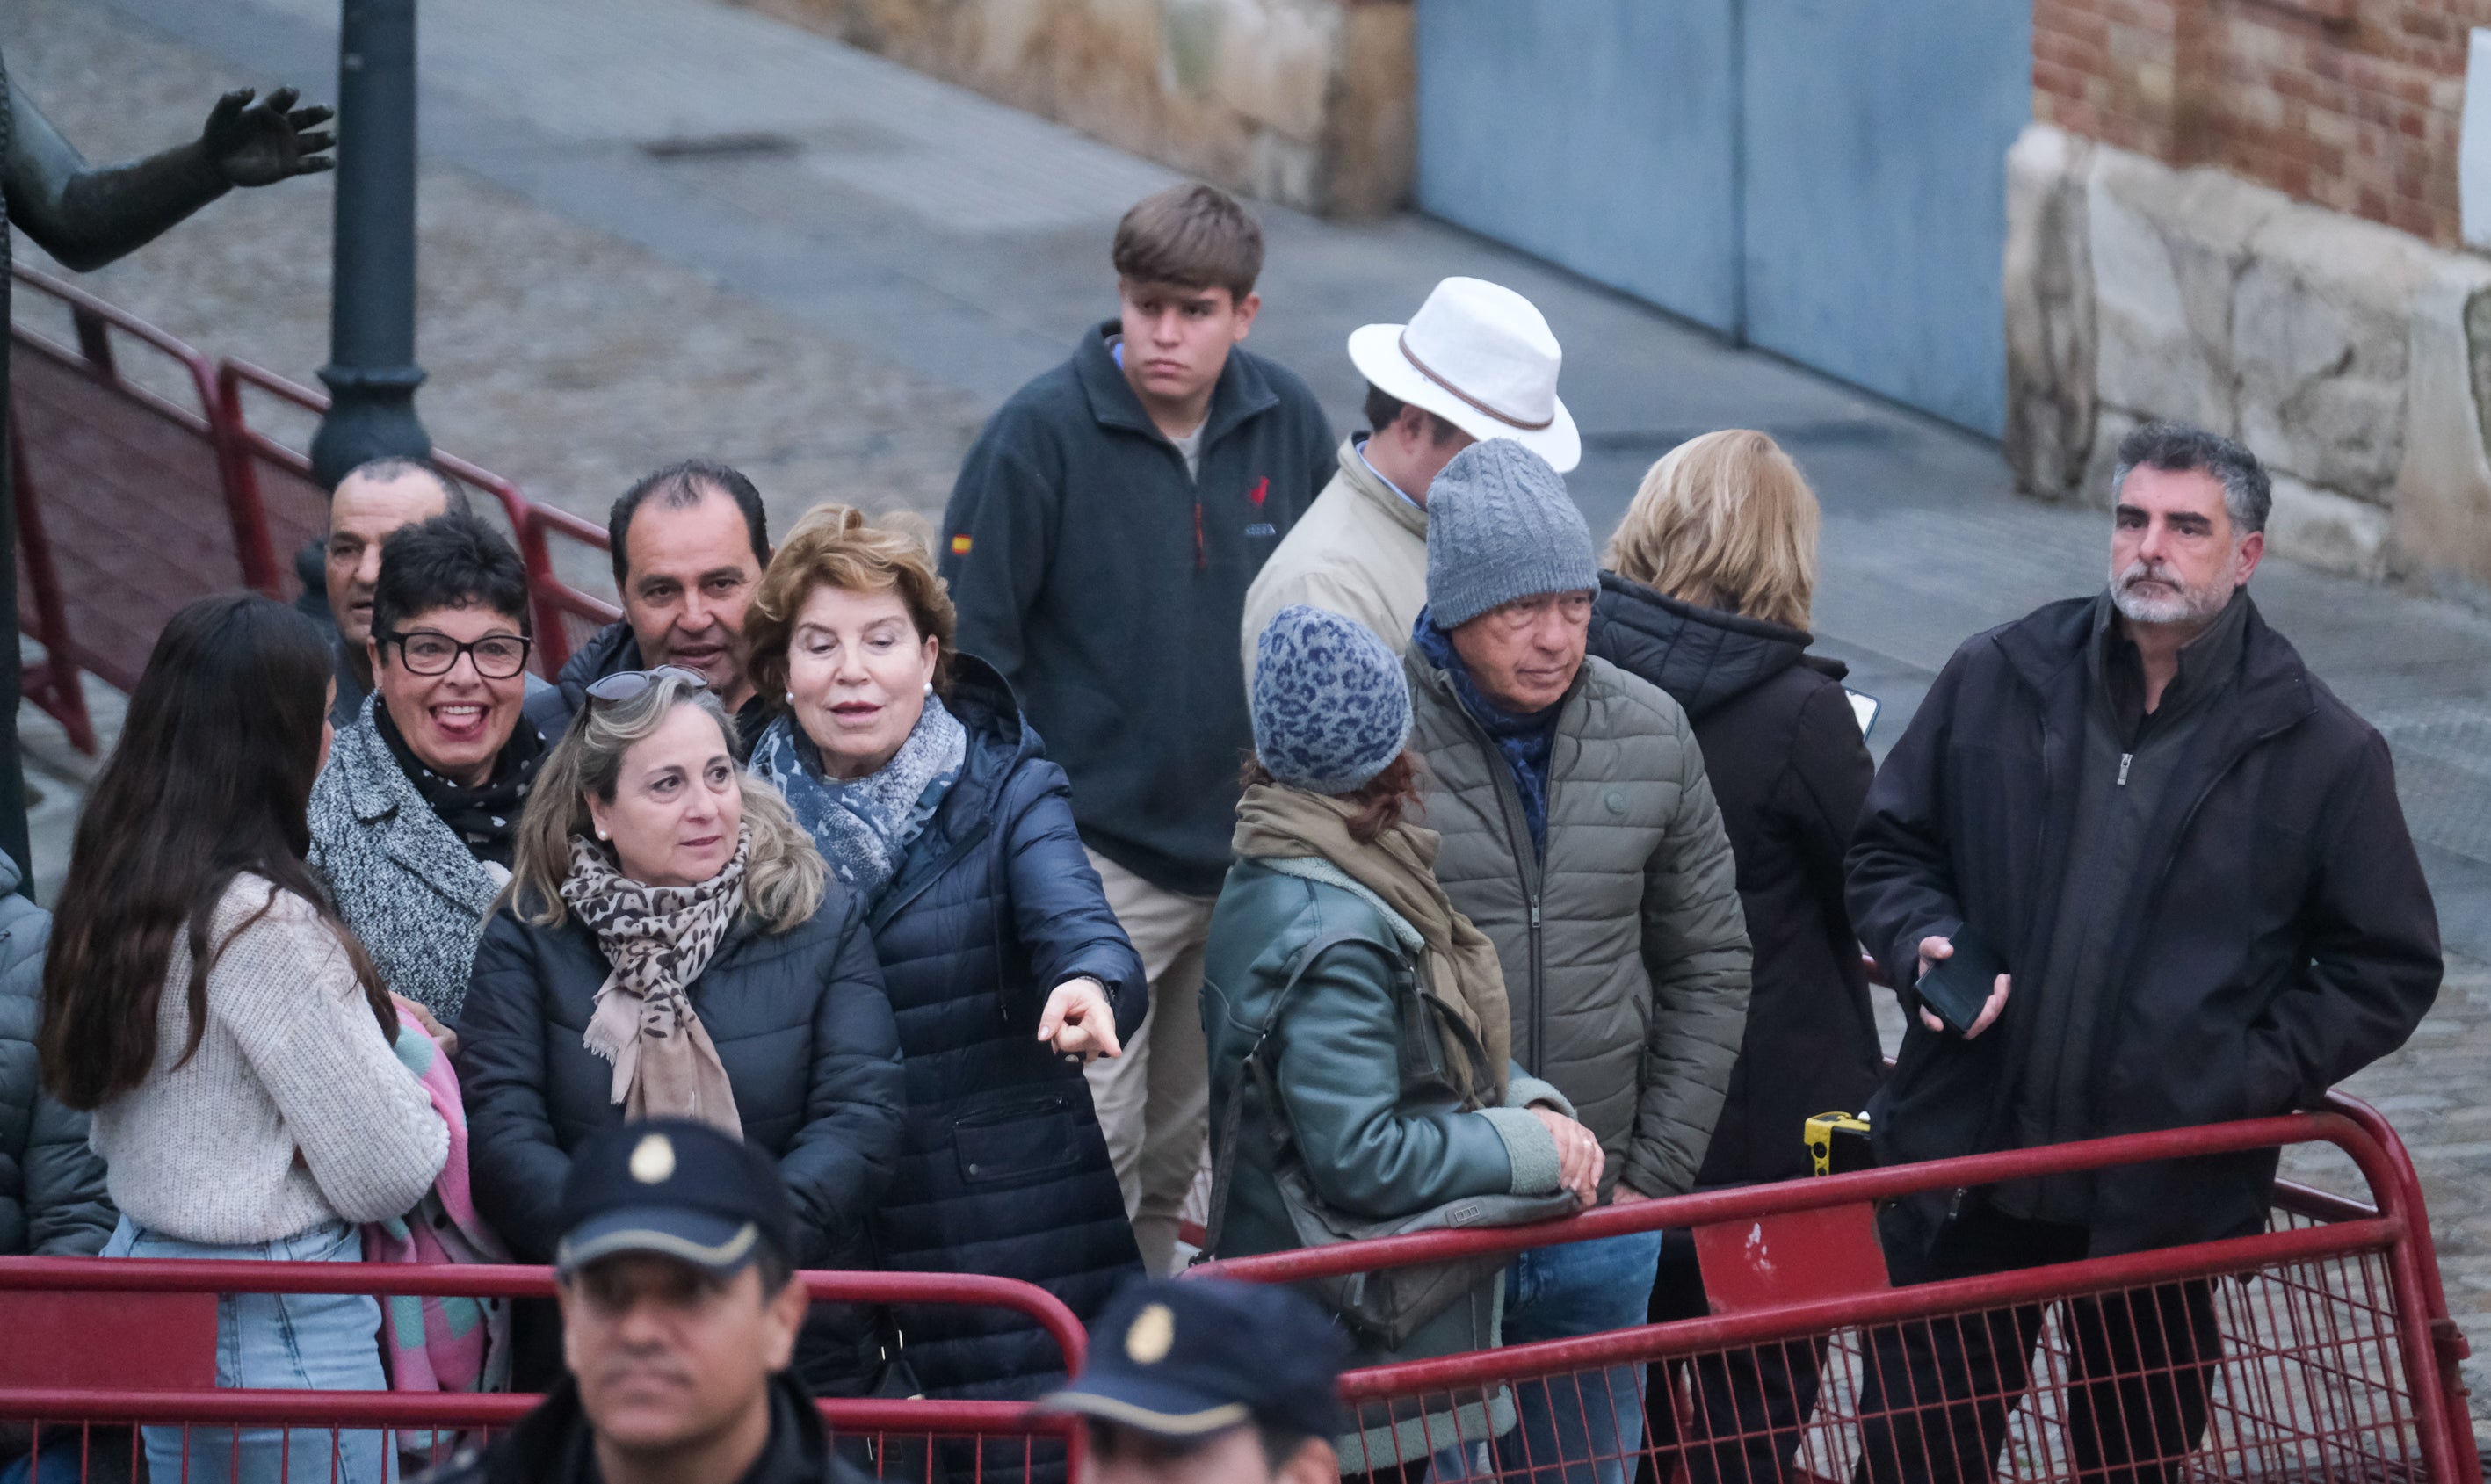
(1424, 439, 1598, 629)
(1250, 605, 1412, 795)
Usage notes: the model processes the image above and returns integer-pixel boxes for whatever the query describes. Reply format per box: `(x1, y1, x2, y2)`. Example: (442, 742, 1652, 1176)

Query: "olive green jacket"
(1405, 648, 1752, 1200)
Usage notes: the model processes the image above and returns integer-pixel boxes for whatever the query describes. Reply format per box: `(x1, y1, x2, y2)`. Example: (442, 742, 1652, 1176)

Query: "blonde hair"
(507, 672, 827, 932)
(1604, 429, 1820, 631)
(746, 503, 957, 705)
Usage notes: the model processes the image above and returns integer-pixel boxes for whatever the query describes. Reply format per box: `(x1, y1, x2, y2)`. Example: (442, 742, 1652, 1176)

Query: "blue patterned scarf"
(1413, 610, 1561, 857)
(750, 697, 967, 906)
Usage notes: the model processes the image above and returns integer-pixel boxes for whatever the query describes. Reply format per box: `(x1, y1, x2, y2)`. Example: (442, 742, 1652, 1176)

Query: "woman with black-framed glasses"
(308, 513, 546, 1025)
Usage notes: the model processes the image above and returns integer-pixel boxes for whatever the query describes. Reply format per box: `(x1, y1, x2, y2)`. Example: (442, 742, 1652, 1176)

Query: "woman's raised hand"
(1037, 977, 1122, 1064)
(1529, 1105, 1604, 1207)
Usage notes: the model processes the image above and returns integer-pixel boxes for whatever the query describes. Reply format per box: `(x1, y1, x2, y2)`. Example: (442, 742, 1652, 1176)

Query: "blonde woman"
(1589, 429, 1879, 1484)
(454, 669, 902, 1391)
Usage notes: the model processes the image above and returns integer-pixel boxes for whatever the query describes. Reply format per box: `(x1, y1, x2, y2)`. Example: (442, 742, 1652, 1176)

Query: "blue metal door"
(1414, 0, 2031, 437)
(1415, 0, 1742, 335)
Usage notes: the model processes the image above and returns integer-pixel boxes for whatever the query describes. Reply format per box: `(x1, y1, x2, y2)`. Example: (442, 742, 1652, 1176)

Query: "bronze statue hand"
(200, 86, 334, 188)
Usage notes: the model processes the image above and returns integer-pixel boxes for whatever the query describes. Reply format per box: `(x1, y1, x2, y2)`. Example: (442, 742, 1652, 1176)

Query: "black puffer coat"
(456, 880, 904, 1386)
(1589, 574, 1881, 1184)
(861, 658, 1145, 1402)
(0, 853, 112, 1256)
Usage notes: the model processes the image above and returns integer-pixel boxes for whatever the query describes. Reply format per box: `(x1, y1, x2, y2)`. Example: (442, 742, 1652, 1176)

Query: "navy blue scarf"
(1413, 610, 1560, 856)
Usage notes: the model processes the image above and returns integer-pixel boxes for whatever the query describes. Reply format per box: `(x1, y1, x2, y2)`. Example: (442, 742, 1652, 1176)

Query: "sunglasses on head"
(583, 667, 711, 706)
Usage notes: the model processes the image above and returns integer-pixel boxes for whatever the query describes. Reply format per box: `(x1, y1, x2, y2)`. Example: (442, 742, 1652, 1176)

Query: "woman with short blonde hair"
(742, 503, 1147, 1416)
(458, 666, 903, 1390)
(1588, 429, 1879, 1481)
(1604, 428, 1819, 630)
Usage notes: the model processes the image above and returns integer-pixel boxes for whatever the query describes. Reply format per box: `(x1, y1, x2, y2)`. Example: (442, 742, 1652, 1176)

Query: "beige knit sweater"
(90, 875, 448, 1245)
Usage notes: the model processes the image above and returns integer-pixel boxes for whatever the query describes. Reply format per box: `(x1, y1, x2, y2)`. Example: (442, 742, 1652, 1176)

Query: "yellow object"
(1805, 1111, 1871, 1176)
(950, 533, 973, 554)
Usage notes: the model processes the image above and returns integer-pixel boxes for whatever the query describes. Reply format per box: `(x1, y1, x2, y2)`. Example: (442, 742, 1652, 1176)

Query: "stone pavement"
(18, 0, 2491, 1428)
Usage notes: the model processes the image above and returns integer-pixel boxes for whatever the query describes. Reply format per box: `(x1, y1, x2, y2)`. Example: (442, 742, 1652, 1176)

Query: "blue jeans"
(1449, 1228, 1664, 1484)
(103, 1218, 393, 1484)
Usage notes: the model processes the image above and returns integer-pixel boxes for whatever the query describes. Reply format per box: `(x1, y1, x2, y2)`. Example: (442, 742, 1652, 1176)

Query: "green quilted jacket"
(1404, 648, 1752, 1201)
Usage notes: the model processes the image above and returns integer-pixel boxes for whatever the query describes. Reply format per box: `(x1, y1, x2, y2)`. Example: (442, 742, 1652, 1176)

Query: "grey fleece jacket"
(1405, 648, 1752, 1200)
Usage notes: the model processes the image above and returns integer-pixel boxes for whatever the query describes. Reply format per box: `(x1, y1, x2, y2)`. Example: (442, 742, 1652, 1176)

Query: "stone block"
(2004, 123, 2098, 500)
(2234, 200, 2437, 503)
(2393, 257, 2491, 583)
(2086, 146, 2286, 438)
(2267, 472, 2392, 580)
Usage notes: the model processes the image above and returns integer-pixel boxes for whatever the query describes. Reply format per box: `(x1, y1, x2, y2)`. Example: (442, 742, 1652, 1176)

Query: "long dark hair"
(40, 595, 394, 1111)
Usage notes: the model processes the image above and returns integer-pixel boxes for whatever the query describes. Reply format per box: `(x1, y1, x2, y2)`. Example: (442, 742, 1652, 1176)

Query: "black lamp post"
(309, 0, 429, 491)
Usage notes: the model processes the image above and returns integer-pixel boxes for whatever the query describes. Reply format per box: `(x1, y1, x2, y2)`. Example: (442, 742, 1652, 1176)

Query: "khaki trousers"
(1083, 848, 1218, 1277)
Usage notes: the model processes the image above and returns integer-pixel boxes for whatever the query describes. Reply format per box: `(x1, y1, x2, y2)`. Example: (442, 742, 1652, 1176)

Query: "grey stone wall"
(2006, 121, 2491, 591)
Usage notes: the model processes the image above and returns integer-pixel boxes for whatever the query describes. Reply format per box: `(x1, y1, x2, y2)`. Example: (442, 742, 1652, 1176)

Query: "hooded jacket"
(1588, 574, 1881, 1184)
(856, 657, 1146, 1403)
(1240, 436, 1429, 676)
(1403, 645, 1752, 1200)
(1847, 594, 2441, 1256)
(939, 321, 1335, 897)
(0, 852, 112, 1256)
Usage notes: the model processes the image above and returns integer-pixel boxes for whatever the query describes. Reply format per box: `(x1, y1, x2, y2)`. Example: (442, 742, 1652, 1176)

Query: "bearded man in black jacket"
(1843, 421, 2440, 1484)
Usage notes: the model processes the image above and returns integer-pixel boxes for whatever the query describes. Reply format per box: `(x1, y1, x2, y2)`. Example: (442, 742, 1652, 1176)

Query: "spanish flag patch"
(949, 533, 973, 555)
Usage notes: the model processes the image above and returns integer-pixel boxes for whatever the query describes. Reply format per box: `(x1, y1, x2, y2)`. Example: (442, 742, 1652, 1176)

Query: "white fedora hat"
(1347, 277, 1579, 474)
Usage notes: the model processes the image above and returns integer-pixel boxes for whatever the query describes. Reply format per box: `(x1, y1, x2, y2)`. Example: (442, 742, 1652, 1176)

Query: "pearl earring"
(786, 691, 795, 705)
(923, 680, 934, 696)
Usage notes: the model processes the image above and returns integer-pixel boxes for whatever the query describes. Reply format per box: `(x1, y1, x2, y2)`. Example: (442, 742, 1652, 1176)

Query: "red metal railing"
(8, 264, 623, 733)
(213, 358, 619, 678)
(1197, 1096, 2474, 1483)
(0, 1264, 1085, 1482)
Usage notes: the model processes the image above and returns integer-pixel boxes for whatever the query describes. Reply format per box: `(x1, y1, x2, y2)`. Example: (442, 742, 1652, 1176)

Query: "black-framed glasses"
(584, 666, 710, 706)
(381, 629, 533, 679)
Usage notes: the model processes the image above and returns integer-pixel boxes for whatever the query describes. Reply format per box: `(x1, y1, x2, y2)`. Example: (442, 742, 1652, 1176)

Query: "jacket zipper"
(1450, 699, 1548, 1076)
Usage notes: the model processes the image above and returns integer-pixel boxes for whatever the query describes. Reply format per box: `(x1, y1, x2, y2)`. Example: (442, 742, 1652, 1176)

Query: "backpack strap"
(1198, 928, 1366, 1260)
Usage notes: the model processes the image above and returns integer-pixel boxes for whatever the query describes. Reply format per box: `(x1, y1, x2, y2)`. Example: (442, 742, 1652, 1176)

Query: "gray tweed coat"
(308, 696, 511, 1021)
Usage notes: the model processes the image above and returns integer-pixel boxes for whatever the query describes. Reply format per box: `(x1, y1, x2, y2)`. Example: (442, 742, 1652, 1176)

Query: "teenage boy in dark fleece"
(939, 183, 1332, 1276)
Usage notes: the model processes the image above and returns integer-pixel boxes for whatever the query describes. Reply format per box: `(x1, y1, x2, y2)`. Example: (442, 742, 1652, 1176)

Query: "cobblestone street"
(16, 0, 2491, 1436)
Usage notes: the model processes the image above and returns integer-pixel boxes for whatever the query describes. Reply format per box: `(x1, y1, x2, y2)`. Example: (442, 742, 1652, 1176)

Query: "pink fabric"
(362, 999, 512, 1408)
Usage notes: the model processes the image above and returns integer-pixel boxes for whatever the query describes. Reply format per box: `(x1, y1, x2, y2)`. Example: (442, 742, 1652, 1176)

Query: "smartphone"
(1845, 688, 1881, 738)
(1915, 927, 2007, 1035)
(1805, 1111, 1873, 1176)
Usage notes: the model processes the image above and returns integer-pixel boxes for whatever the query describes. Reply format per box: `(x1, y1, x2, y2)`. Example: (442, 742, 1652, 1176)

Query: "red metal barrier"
(1197, 1097, 2475, 1484)
(518, 499, 621, 676)
(0, 1263, 1083, 1482)
(7, 266, 246, 736)
(213, 359, 614, 677)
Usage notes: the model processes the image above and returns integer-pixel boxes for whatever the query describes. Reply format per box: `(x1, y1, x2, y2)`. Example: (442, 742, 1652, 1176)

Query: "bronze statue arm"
(4, 82, 333, 272)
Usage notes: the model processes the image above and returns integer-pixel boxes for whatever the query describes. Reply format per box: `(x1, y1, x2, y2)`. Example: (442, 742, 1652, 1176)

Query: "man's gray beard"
(2109, 561, 2232, 627)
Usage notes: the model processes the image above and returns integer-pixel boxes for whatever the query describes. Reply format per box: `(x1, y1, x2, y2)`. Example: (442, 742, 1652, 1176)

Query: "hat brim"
(1034, 1379, 1255, 1440)
(1348, 322, 1581, 474)
(556, 1207, 762, 1278)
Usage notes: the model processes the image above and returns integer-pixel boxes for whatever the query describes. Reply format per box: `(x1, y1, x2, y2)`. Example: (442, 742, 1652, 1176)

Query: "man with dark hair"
(1845, 420, 2442, 1484)
(419, 1118, 871, 1484)
(324, 456, 469, 728)
(940, 185, 1332, 1275)
(1242, 277, 1576, 677)
(526, 460, 772, 750)
(1037, 1279, 1345, 1484)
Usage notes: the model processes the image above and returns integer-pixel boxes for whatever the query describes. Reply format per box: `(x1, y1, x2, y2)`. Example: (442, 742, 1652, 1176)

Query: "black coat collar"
(1070, 319, 1280, 454)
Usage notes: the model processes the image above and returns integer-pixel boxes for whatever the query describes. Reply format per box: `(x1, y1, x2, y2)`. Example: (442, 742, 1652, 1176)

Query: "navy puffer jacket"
(456, 876, 904, 1388)
(858, 657, 1145, 1402)
(0, 852, 113, 1256)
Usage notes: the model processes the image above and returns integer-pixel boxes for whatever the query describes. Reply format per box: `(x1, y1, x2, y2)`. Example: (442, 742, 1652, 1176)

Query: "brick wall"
(2032, 0, 2479, 244)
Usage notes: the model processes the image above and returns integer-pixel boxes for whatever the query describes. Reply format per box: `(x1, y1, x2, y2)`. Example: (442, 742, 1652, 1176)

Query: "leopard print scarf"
(561, 829, 749, 1137)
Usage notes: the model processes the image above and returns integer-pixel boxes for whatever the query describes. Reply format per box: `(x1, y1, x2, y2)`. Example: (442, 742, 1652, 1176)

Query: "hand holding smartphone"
(1915, 928, 2009, 1037)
